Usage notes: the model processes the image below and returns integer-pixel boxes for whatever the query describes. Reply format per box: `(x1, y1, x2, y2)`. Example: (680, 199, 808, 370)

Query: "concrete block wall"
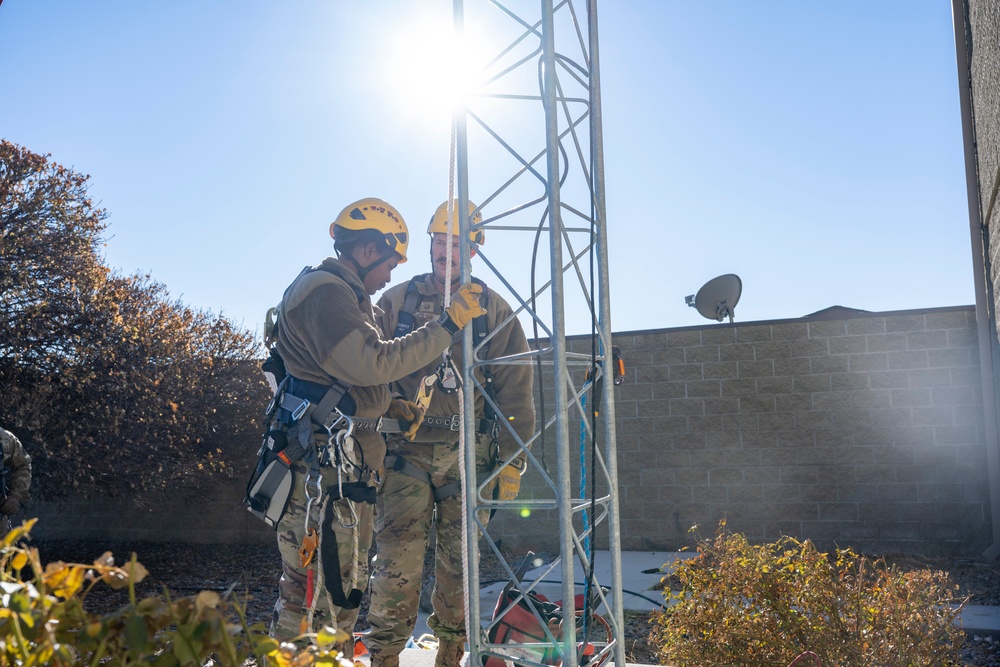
(28, 305, 994, 557)
(965, 1, 1000, 319)
(31, 476, 274, 545)
(489, 305, 992, 557)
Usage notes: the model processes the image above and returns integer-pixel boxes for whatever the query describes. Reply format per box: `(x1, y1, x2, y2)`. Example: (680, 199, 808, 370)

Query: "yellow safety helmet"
(330, 197, 409, 263)
(427, 200, 484, 246)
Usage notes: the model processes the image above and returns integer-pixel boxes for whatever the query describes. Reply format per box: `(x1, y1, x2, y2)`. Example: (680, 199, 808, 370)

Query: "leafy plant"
(0, 519, 351, 667)
(651, 520, 968, 667)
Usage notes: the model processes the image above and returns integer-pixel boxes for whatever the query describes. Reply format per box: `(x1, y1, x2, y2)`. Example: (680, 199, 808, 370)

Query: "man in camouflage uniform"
(367, 200, 535, 667)
(267, 197, 486, 655)
(0, 426, 32, 535)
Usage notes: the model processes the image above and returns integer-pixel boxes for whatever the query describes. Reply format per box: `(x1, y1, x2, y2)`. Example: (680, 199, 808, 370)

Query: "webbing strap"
(392, 280, 424, 339)
(384, 454, 472, 502)
(312, 384, 350, 429)
(421, 415, 496, 434)
(320, 494, 365, 610)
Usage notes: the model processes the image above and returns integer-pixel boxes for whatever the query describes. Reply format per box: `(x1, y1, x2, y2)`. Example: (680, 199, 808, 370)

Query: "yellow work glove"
(387, 398, 426, 441)
(497, 463, 522, 501)
(440, 283, 487, 333)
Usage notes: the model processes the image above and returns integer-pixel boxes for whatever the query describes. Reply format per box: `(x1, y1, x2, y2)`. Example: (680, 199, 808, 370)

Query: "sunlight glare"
(381, 11, 487, 126)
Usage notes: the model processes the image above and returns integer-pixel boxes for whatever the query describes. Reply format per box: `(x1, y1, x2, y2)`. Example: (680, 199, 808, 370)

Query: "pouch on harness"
(244, 265, 364, 528)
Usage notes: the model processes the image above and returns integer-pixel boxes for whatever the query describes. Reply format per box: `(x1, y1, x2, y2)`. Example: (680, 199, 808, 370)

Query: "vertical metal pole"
(540, 2, 578, 666)
(453, 0, 486, 657)
(586, 2, 626, 664)
(450, 1, 623, 663)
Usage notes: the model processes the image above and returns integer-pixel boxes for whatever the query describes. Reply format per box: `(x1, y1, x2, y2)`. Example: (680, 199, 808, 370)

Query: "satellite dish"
(685, 274, 742, 323)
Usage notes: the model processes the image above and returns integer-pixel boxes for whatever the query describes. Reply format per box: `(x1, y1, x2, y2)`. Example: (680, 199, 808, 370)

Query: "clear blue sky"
(0, 1, 972, 338)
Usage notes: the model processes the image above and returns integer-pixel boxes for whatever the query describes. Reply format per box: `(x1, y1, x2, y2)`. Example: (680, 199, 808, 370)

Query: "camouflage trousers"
(366, 436, 496, 658)
(270, 458, 376, 653)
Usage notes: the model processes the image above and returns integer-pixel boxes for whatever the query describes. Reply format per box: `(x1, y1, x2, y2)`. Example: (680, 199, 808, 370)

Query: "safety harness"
(384, 275, 499, 501)
(246, 264, 410, 628)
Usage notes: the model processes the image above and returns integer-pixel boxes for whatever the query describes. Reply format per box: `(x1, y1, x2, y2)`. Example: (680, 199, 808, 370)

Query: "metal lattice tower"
(450, 2, 625, 667)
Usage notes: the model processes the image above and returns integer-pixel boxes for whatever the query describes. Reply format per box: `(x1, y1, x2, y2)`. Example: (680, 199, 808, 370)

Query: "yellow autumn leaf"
(48, 564, 86, 599)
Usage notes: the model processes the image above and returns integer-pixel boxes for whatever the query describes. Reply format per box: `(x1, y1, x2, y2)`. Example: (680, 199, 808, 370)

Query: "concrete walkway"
(362, 550, 1000, 666)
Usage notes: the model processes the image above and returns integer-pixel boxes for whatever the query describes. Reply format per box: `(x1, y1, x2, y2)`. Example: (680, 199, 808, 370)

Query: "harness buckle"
(290, 398, 310, 422)
(447, 415, 462, 431)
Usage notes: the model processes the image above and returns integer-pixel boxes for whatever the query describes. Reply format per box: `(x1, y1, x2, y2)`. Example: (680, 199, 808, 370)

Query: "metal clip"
(334, 467, 359, 529)
(302, 472, 322, 535)
(612, 346, 626, 385)
(436, 359, 461, 394)
(335, 428, 356, 473)
(413, 374, 436, 413)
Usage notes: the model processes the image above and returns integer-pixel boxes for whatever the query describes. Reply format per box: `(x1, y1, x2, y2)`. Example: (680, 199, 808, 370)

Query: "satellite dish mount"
(685, 274, 742, 324)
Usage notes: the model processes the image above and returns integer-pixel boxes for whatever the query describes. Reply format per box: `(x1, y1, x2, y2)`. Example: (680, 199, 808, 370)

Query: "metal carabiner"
(303, 472, 323, 533)
(321, 410, 355, 468)
(299, 472, 324, 566)
(335, 427, 358, 474)
(334, 465, 359, 529)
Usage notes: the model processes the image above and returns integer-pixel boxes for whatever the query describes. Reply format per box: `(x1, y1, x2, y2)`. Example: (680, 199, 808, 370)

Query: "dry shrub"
(652, 520, 968, 667)
(1, 139, 270, 500)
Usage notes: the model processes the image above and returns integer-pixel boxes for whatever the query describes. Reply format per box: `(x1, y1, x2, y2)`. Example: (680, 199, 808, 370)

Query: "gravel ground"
(25, 541, 1000, 666)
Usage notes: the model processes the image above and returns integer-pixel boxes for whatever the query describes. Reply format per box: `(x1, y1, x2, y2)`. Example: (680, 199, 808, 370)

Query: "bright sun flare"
(381, 12, 488, 126)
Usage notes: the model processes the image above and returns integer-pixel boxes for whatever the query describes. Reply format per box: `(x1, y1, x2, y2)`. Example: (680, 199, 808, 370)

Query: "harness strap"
(319, 493, 365, 610)
(312, 384, 350, 430)
(327, 481, 378, 505)
(280, 385, 405, 433)
(393, 275, 491, 346)
(392, 279, 424, 339)
(385, 454, 485, 502)
(336, 417, 405, 434)
(421, 415, 496, 434)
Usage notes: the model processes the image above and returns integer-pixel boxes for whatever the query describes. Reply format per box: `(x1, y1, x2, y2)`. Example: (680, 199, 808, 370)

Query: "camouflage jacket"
(0, 427, 31, 502)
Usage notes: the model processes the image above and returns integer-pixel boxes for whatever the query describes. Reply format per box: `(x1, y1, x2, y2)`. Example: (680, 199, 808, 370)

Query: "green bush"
(0, 519, 350, 667)
(651, 520, 968, 667)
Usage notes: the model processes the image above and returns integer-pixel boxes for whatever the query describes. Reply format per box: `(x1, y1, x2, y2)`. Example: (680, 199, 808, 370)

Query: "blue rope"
(579, 385, 591, 553)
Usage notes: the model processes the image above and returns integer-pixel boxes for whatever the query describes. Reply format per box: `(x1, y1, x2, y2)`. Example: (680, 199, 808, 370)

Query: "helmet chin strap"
(344, 246, 395, 282)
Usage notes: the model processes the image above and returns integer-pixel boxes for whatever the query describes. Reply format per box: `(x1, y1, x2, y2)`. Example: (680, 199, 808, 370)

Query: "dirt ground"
(26, 540, 1000, 666)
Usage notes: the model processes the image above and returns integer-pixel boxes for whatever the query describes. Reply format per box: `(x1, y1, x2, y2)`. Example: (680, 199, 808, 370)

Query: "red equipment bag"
(482, 576, 611, 667)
